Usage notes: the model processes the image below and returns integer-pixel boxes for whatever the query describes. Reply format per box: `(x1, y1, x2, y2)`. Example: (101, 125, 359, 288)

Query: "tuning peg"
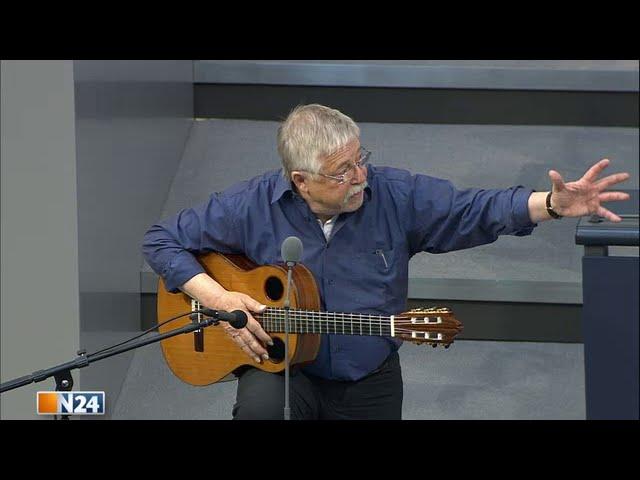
(431, 343, 437, 348)
(444, 344, 450, 349)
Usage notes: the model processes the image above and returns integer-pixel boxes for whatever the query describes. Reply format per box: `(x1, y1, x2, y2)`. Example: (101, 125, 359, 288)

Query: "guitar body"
(157, 252, 322, 386)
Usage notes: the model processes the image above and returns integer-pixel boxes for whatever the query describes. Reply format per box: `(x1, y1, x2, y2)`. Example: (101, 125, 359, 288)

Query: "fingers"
(548, 170, 565, 192)
(225, 320, 270, 363)
(243, 294, 267, 314)
(597, 206, 623, 223)
(582, 158, 610, 183)
(239, 295, 273, 346)
(246, 322, 274, 347)
(595, 172, 631, 191)
(229, 294, 271, 362)
(599, 191, 631, 203)
(594, 191, 630, 223)
(215, 291, 272, 363)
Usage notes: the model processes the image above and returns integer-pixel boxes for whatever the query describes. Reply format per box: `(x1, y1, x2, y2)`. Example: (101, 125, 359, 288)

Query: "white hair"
(277, 104, 360, 180)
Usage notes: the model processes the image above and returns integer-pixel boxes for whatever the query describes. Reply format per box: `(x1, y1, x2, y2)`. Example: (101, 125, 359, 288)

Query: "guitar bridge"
(191, 299, 204, 352)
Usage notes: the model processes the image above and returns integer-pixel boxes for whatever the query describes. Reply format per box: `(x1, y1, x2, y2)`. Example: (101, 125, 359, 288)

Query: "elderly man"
(143, 104, 630, 420)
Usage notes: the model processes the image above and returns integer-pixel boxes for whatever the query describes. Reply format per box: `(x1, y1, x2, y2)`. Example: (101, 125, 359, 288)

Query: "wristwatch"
(546, 191, 562, 219)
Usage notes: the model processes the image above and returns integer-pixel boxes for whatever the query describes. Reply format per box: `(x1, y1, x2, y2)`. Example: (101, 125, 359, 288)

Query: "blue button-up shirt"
(142, 165, 537, 381)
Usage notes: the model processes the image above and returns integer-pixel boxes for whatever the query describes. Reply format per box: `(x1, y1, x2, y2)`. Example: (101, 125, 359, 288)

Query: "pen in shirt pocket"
(375, 249, 389, 269)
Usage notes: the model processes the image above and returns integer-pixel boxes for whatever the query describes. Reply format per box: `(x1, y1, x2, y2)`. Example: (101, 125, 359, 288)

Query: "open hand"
(549, 159, 631, 222)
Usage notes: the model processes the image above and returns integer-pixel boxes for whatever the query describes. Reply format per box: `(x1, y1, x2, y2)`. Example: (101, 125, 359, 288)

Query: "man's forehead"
(323, 138, 361, 164)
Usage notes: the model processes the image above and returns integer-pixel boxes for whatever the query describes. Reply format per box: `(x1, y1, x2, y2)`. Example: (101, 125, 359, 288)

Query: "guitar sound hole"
(266, 337, 285, 363)
(265, 276, 284, 301)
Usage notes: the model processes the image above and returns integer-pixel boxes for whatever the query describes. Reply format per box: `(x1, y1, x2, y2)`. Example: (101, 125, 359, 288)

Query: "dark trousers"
(232, 351, 403, 420)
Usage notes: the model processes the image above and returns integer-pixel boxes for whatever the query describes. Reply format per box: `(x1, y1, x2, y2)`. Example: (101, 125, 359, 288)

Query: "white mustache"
(343, 181, 368, 205)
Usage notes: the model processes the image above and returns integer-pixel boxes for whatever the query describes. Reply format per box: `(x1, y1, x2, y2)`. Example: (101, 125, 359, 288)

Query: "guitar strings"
(258, 319, 450, 330)
(259, 307, 450, 318)
(257, 309, 447, 322)
(257, 311, 453, 337)
(256, 310, 452, 327)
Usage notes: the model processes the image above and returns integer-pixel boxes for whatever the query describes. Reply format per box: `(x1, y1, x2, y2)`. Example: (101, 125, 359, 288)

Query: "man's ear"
(291, 171, 309, 194)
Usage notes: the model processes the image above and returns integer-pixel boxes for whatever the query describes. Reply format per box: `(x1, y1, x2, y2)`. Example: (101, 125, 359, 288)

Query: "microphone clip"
(197, 308, 248, 329)
(190, 313, 219, 326)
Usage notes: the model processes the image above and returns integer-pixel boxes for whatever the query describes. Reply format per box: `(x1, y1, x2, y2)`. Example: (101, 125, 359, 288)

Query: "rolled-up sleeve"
(142, 192, 243, 293)
(409, 174, 537, 255)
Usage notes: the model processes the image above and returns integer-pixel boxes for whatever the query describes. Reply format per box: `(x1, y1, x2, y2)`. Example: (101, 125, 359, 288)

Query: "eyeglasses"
(315, 147, 371, 185)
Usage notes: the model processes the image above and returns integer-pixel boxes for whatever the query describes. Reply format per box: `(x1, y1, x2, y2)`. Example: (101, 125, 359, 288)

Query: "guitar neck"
(255, 307, 394, 337)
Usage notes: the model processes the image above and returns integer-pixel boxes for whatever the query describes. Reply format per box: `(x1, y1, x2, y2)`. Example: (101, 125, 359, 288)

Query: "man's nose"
(351, 163, 367, 184)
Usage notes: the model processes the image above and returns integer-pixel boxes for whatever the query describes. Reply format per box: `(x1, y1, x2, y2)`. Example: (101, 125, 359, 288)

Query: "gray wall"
(195, 60, 639, 91)
(1, 61, 81, 419)
(73, 60, 193, 417)
(182, 60, 638, 308)
(135, 60, 639, 343)
(142, 119, 638, 304)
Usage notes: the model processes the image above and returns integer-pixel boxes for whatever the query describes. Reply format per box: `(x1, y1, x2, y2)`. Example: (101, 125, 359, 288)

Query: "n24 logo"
(37, 391, 105, 415)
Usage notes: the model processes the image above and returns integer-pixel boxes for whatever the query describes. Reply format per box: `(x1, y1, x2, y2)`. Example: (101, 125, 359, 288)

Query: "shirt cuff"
(512, 187, 538, 232)
(161, 250, 206, 293)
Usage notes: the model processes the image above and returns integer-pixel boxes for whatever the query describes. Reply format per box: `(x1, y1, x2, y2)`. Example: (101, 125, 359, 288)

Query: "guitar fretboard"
(257, 307, 393, 337)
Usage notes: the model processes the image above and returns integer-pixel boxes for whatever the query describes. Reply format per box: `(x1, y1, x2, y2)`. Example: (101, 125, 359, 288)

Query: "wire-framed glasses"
(315, 147, 371, 185)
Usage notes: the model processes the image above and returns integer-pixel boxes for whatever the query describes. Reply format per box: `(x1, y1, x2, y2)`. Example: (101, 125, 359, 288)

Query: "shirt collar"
(271, 170, 294, 204)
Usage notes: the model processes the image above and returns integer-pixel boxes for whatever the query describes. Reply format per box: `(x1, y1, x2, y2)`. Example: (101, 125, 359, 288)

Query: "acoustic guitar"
(157, 252, 463, 386)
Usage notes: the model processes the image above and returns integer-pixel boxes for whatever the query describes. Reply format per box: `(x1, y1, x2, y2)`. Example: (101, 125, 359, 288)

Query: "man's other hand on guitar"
(214, 291, 272, 364)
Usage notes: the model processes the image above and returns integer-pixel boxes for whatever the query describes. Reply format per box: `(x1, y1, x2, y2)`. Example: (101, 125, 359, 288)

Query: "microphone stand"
(283, 264, 294, 421)
(280, 235, 302, 421)
(0, 311, 226, 418)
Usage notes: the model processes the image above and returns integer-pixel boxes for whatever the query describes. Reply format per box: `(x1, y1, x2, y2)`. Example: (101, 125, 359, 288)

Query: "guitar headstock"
(395, 307, 463, 348)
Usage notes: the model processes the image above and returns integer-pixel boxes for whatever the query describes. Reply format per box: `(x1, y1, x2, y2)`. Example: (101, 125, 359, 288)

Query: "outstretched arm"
(528, 158, 631, 223)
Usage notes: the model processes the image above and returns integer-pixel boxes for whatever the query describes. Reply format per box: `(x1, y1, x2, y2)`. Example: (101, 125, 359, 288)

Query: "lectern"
(575, 190, 638, 420)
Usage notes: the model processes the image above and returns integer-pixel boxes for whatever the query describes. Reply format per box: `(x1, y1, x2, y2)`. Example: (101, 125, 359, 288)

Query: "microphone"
(280, 235, 303, 420)
(198, 308, 248, 329)
(281, 236, 303, 266)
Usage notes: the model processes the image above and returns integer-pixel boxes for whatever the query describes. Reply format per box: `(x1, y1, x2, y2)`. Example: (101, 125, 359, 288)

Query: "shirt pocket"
(350, 245, 402, 311)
